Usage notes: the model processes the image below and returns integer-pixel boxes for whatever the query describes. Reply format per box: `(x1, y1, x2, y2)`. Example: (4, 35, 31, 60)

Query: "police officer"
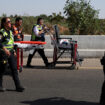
(0, 17, 24, 92)
(26, 18, 51, 68)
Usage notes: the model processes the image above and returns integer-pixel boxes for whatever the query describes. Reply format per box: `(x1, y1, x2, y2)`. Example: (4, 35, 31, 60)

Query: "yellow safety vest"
(0, 28, 14, 50)
(31, 24, 42, 41)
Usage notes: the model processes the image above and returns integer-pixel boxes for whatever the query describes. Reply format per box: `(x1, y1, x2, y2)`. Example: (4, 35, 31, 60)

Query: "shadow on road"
(24, 65, 74, 70)
(24, 65, 46, 69)
(21, 97, 99, 105)
(6, 89, 16, 92)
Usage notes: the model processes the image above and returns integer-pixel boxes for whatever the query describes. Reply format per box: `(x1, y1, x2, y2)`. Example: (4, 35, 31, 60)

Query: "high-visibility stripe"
(4, 46, 13, 49)
(0, 29, 14, 50)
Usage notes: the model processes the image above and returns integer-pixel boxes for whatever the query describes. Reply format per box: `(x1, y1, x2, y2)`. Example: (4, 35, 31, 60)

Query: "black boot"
(14, 79, 25, 92)
(46, 62, 55, 69)
(16, 85, 25, 92)
(12, 73, 25, 92)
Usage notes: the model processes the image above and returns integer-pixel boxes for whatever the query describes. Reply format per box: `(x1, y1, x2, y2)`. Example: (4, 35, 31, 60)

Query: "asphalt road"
(0, 58, 104, 105)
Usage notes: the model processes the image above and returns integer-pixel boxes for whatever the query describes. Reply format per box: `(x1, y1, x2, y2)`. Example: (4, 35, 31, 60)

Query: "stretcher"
(14, 41, 46, 72)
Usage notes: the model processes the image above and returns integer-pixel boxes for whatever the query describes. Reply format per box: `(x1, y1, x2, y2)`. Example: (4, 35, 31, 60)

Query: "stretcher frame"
(48, 25, 82, 69)
(14, 41, 46, 72)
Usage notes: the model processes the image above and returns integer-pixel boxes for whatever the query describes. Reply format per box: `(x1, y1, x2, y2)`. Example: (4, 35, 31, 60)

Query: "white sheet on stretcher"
(14, 43, 44, 50)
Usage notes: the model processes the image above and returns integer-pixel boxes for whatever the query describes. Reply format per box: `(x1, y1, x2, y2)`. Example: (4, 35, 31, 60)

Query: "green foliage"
(64, 0, 100, 35)
(48, 12, 65, 24)
(0, 7, 105, 35)
(97, 19, 105, 34)
(0, 13, 69, 35)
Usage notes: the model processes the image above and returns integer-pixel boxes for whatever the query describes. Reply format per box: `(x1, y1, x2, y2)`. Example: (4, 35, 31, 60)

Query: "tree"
(64, 0, 99, 35)
(48, 12, 65, 24)
(38, 14, 48, 20)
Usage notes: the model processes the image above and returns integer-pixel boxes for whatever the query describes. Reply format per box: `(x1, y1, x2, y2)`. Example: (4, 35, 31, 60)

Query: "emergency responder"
(26, 18, 51, 68)
(0, 17, 25, 92)
(12, 17, 23, 41)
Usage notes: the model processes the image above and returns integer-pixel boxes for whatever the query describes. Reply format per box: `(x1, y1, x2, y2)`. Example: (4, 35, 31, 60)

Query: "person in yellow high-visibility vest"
(26, 18, 52, 68)
(0, 17, 25, 92)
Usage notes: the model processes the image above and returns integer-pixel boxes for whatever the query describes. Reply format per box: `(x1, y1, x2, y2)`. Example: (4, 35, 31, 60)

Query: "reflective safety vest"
(31, 24, 42, 41)
(12, 24, 22, 41)
(12, 25, 19, 35)
(0, 28, 14, 50)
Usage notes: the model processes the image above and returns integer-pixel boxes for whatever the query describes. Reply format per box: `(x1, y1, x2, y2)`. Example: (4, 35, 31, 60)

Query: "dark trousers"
(0, 53, 21, 88)
(27, 49, 48, 66)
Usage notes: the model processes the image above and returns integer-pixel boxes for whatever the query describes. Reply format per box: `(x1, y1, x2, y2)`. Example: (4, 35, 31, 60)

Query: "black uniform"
(0, 29, 24, 92)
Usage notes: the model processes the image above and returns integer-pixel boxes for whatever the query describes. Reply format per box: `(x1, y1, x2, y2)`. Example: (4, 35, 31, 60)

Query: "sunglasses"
(7, 21, 11, 23)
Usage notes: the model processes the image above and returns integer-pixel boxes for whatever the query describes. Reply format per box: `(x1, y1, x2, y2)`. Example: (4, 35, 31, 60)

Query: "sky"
(0, 0, 105, 19)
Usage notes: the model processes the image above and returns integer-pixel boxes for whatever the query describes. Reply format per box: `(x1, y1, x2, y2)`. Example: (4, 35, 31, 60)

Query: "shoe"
(16, 86, 25, 92)
(46, 63, 55, 69)
(0, 87, 6, 92)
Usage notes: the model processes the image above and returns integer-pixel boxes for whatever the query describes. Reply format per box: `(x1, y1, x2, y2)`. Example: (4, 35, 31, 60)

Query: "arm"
(33, 26, 44, 37)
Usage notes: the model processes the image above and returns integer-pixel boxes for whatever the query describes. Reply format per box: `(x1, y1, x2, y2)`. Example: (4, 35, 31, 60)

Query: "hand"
(43, 26, 48, 30)
(3, 47, 11, 56)
(39, 30, 44, 35)
(14, 52, 17, 57)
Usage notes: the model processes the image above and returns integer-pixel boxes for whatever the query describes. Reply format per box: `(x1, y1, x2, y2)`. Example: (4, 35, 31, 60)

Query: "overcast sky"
(0, 0, 105, 19)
